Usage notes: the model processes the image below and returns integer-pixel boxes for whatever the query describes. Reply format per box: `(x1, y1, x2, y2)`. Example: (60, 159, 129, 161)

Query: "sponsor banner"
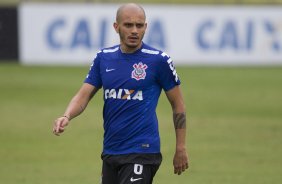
(0, 7, 18, 60)
(19, 3, 282, 65)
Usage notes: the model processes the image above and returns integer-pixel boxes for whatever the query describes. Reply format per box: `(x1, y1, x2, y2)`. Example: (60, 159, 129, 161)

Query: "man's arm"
(53, 83, 99, 136)
(165, 85, 189, 175)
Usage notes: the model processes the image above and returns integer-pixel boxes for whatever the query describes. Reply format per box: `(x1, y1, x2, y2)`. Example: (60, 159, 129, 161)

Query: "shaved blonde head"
(113, 3, 147, 53)
(116, 3, 146, 23)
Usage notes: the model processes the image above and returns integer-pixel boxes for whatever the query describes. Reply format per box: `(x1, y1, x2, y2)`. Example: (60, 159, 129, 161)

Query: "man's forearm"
(172, 112, 188, 175)
(63, 83, 98, 121)
(63, 94, 88, 120)
(173, 112, 186, 129)
(173, 112, 187, 149)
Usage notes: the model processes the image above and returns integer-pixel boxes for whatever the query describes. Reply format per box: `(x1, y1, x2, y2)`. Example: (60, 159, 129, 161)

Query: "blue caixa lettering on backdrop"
(196, 19, 281, 52)
(46, 18, 166, 51)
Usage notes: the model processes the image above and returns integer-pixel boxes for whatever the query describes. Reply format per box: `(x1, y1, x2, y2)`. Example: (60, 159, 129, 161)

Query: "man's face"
(114, 10, 147, 52)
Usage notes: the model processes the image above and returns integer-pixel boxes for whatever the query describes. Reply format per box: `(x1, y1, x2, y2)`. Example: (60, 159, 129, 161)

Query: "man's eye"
(124, 23, 132, 27)
(136, 24, 144, 28)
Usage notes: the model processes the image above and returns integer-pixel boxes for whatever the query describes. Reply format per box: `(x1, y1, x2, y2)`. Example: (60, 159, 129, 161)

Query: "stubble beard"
(119, 31, 145, 52)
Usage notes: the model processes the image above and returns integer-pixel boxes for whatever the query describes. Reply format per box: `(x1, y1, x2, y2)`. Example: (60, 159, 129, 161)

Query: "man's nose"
(131, 25, 138, 34)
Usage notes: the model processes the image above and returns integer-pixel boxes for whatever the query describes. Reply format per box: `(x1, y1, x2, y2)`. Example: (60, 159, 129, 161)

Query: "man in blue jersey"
(53, 3, 188, 184)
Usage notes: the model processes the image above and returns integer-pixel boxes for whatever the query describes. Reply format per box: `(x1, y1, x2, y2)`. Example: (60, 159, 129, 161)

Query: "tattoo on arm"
(173, 112, 186, 129)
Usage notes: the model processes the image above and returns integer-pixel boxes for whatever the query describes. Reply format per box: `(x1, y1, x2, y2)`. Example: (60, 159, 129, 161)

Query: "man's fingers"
(53, 117, 68, 136)
(52, 126, 60, 136)
(55, 121, 61, 134)
(174, 167, 179, 175)
(176, 168, 182, 175)
(174, 165, 183, 175)
(181, 162, 188, 171)
(53, 124, 61, 136)
(174, 162, 188, 175)
(53, 131, 60, 136)
(53, 127, 64, 136)
(182, 164, 187, 171)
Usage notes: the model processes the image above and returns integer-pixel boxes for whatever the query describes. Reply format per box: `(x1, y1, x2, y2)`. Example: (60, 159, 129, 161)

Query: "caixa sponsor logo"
(105, 89, 143, 101)
(46, 18, 166, 50)
(196, 19, 282, 52)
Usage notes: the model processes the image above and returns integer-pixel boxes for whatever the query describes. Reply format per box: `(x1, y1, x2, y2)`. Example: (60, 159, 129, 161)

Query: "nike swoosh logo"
(106, 68, 115, 72)
(130, 177, 143, 182)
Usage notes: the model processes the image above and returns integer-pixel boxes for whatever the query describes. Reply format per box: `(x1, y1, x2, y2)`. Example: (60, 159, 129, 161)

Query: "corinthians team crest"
(131, 62, 148, 81)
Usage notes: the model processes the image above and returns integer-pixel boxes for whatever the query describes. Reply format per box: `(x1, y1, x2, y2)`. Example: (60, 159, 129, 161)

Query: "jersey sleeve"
(84, 52, 102, 88)
(157, 52, 181, 91)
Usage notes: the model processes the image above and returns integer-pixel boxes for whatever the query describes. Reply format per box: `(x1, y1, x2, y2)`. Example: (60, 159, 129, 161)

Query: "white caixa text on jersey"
(104, 89, 143, 101)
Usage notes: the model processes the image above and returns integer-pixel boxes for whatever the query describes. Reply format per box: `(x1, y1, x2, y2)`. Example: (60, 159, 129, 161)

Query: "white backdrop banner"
(19, 3, 282, 65)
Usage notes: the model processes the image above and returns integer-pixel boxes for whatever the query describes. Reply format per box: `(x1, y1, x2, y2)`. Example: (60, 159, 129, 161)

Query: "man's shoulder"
(101, 45, 120, 54)
(96, 45, 119, 56)
(141, 43, 171, 62)
(94, 45, 119, 61)
(141, 43, 162, 56)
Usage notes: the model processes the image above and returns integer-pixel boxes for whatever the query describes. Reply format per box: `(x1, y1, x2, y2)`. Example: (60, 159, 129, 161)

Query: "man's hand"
(173, 148, 189, 175)
(53, 116, 69, 136)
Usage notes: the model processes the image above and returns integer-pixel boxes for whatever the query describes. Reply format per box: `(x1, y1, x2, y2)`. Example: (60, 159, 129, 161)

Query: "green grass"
(0, 63, 282, 184)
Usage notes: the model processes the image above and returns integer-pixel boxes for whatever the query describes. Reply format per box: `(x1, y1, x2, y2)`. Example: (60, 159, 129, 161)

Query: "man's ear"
(113, 22, 119, 33)
(144, 22, 147, 31)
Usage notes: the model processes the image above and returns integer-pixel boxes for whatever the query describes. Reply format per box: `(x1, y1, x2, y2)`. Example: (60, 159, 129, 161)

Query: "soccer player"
(53, 3, 189, 184)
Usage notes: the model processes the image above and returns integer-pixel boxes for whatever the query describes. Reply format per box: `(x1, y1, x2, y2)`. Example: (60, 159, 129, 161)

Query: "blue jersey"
(84, 43, 180, 155)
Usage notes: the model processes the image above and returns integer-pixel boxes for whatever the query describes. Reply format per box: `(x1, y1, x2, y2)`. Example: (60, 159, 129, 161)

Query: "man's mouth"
(128, 36, 139, 42)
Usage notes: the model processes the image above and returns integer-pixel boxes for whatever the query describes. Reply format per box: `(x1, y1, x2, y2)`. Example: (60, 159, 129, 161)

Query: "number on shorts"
(134, 164, 143, 175)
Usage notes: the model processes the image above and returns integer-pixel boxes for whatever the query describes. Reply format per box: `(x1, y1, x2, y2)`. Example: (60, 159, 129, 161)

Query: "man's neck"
(120, 43, 142, 53)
